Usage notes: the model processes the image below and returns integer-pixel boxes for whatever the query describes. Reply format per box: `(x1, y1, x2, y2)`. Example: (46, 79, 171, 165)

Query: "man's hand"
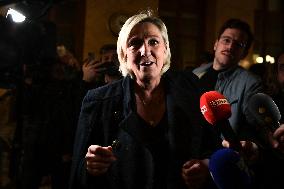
(270, 124, 284, 153)
(222, 140, 259, 163)
(82, 60, 107, 83)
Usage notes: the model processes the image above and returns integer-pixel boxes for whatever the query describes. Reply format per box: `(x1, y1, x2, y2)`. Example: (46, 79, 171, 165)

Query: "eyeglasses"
(219, 36, 246, 49)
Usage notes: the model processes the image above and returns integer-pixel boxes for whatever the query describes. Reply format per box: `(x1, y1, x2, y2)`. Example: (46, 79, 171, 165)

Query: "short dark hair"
(99, 44, 117, 54)
(217, 18, 254, 55)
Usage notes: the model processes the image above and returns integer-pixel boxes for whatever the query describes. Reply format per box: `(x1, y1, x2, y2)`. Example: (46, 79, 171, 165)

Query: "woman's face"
(125, 22, 167, 83)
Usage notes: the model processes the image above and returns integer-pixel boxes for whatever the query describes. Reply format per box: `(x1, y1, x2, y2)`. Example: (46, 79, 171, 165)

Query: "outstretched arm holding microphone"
(200, 90, 257, 189)
(202, 90, 284, 189)
(247, 92, 284, 154)
(200, 91, 259, 160)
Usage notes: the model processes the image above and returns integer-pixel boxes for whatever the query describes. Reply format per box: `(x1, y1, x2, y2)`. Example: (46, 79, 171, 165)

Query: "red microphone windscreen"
(200, 91, 232, 125)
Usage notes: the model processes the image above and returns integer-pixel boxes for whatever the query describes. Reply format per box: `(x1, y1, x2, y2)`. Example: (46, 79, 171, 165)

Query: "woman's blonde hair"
(117, 10, 171, 77)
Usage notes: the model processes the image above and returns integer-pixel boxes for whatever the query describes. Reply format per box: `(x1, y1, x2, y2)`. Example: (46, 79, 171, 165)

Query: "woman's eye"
(149, 39, 159, 46)
(128, 39, 142, 49)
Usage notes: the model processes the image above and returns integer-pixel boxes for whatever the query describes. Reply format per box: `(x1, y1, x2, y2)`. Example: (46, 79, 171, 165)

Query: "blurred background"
(0, 0, 283, 71)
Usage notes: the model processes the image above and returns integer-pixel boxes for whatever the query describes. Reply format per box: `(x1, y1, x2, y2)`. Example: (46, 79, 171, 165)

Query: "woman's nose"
(140, 42, 151, 57)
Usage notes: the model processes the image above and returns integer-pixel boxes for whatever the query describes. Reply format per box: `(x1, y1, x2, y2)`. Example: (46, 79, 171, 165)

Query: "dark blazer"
(69, 70, 221, 189)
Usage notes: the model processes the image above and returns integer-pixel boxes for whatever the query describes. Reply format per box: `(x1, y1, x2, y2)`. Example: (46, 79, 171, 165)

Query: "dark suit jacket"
(69, 70, 221, 189)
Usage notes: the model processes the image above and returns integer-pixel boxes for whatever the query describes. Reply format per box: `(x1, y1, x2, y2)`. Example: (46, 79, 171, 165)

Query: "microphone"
(248, 92, 281, 133)
(209, 148, 252, 189)
(200, 91, 241, 151)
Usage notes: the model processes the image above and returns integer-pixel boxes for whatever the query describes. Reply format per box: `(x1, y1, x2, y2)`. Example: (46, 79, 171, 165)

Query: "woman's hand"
(181, 159, 210, 189)
(85, 145, 116, 176)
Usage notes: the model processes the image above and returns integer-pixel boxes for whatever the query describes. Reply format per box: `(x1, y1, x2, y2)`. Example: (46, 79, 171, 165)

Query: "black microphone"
(209, 148, 252, 189)
(248, 93, 281, 132)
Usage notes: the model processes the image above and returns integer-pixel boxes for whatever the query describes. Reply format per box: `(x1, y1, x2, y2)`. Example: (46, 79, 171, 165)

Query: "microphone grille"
(200, 91, 231, 125)
(248, 93, 281, 127)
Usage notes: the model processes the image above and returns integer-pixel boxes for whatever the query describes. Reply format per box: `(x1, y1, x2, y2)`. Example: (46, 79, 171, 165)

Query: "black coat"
(69, 70, 221, 189)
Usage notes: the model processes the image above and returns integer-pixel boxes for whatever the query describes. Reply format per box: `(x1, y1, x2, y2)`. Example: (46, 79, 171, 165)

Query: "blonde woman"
(69, 10, 221, 189)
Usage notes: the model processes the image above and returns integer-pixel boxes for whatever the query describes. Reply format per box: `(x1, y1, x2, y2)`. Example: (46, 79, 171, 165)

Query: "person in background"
(262, 52, 284, 123)
(248, 54, 284, 152)
(270, 52, 284, 154)
(98, 44, 122, 84)
(251, 52, 284, 188)
(82, 44, 122, 87)
(19, 45, 81, 189)
(78, 44, 122, 103)
(192, 19, 269, 189)
(69, 10, 221, 189)
(193, 18, 263, 158)
(193, 18, 284, 188)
